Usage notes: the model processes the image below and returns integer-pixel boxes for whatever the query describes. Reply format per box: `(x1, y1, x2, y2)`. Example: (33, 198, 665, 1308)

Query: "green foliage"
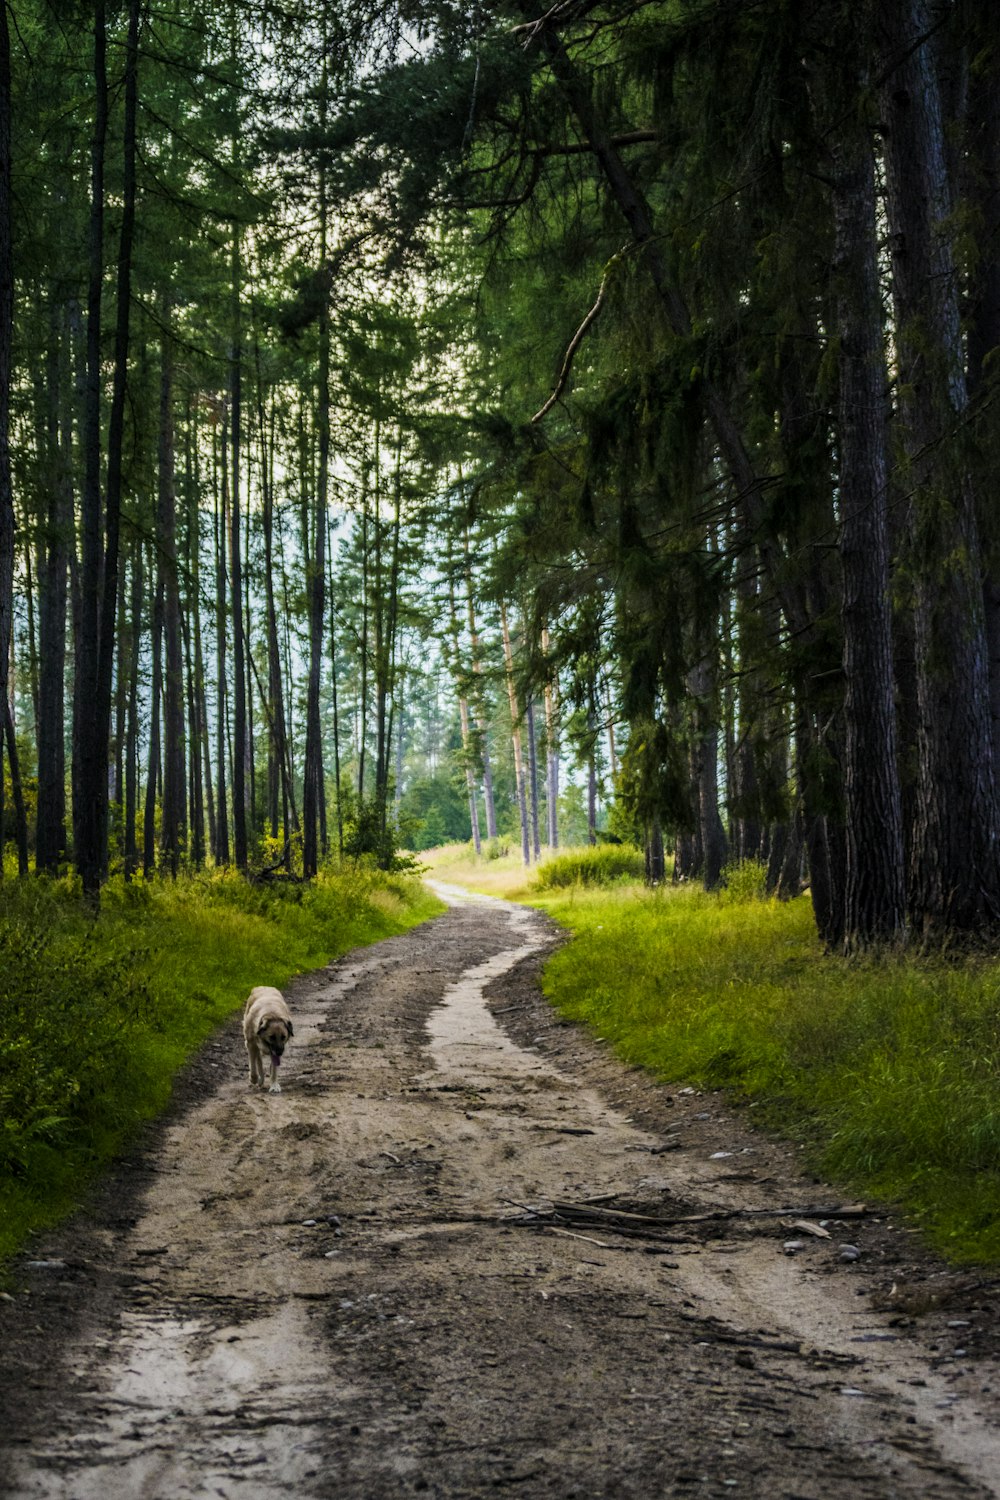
(615, 718, 693, 840)
(532, 844, 644, 890)
(556, 784, 593, 848)
(719, 859, 768, 903)
(536, 883, 1000, 1263)
(0, 868, 441, 1266)
(397, 770, 471, 851)
(335, 779, 416, 871)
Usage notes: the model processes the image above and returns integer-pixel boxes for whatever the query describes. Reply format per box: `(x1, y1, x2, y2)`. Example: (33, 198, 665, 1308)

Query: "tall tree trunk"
(541, 625, 559, 849)
(92, 0, 140, 886)
(182, 605, 203, 868)
(604, 676, 618, 781)
(259, 386, 296, 860)
(880, 0, 1000, 934)
(304, 127, 330, 876)
(447, 551, 481, 854)
(328, 517, 344, 860)
(376, 441, 404, 855)
(72, 0, 109, 895)
(182, 405, 205, 866)
(144, 552, 163, 881)
(688, 652, 728, 890)
(394, 697, 406, 815)
(215, 421, 230, 866)
(2, 698, 27, 874)
(190, 415, 214, 864)
(111, 542, 128, 844)
(730, 540, 763, 864)
(463, 530, 497, 838)
(36, 306, 72, 873)
(123, 549, 142, 878)
(158, 323, 185, 874)
(833, 87, 906, 947)
(302, 409, 327, 874)
(965, 3, 1000, 797)
(500, 597, 530, 865)
(244, 494, 256, 846)
(526, 694, 541, 860)
(229, 236, 248, 870)
(357, 460, 370, 803)
(0, 0, 13, 784)
(587, 707, 598, 848)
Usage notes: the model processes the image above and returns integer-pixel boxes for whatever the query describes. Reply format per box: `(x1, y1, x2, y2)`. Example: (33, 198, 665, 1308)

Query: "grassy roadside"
(425, 843, 1000, 1264)
(0, 867, 442, 1267)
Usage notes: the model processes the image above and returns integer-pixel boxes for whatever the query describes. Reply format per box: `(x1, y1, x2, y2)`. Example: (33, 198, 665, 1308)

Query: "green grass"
(530, 880, 1000, 1264)
(0, 866, 442, 1268)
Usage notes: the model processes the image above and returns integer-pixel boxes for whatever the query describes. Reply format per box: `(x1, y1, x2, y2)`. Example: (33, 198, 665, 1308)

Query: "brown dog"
(243, 985, 294, 1094)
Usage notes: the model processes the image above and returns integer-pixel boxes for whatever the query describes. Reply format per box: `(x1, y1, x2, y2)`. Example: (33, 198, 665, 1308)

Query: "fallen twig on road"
(499, 1197, 872, 1249)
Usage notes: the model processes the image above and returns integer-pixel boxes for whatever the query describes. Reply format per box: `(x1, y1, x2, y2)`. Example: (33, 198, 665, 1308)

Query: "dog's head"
(257, 1015, 293, 1064)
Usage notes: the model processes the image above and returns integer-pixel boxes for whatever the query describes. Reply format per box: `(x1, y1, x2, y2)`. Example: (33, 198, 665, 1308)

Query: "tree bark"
(357, 458, 370, 803)
(158, 324, 186, 874)
(143, 552, 163, 882)
(447, 549, 481, 853)
(880, 0, 1000, 934)
(0, 0, 13, 783)
(965, 2, 1000, 797)
(328, 516, 344, 860)
(463, 529, 498, 839)
(832, 95, 906, 946)
(3, 698, 28, 875)
(229, 237, 248, 870)
(215, 421, 230, 866)
(72, 0, 109, 896)
(541, 625, 559, 848)
(500, 597, 530, 865)
(587, 710, 597, 848)
(526, 694, 541, 861)
(123, 549, 142, 878)
(259, 387, 297, 859)
(93, 0, 140, 886)
(688, 653, 728, 890)
(36, 305, 72, 873)
(303, 79, 331, 874)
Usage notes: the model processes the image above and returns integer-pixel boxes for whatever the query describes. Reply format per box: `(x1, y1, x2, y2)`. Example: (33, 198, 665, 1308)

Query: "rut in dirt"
(3, 885, 1000, 1500)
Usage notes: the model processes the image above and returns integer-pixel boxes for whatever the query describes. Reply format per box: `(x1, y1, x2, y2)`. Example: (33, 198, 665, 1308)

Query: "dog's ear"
(257, 1018, 271, 1036)
(286, 1021, 294, 1038)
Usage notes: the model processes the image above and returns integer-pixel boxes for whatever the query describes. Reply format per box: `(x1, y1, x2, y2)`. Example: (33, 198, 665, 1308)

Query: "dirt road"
(3, 884, 1000, 1499)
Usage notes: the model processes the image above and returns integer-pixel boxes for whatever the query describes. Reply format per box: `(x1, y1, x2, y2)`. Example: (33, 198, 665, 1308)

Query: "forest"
(0, 0, 998, 952)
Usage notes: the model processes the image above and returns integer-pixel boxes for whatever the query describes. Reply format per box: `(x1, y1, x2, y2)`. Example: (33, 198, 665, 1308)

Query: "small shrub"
(532, 844, 644, 890)
(718, 859, 768, 904)
(484, 837, 510, 861)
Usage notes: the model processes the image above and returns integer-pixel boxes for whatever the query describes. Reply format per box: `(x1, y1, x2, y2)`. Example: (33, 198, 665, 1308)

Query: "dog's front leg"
(268, 1057, 282, 1095)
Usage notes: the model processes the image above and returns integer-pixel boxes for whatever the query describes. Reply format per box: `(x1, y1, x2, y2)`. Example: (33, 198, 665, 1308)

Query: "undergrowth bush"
(0, 865, 440, 1266)
(718, 858, 768, 903)
(532, 844, 644, 890)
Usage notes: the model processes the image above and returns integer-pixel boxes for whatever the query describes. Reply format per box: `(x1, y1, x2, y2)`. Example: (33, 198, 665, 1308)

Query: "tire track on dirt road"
(3, 884, 1000, 1498)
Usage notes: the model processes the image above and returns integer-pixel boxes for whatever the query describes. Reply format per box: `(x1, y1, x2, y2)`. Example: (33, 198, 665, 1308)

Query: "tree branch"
(531, 248, 627, 422)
